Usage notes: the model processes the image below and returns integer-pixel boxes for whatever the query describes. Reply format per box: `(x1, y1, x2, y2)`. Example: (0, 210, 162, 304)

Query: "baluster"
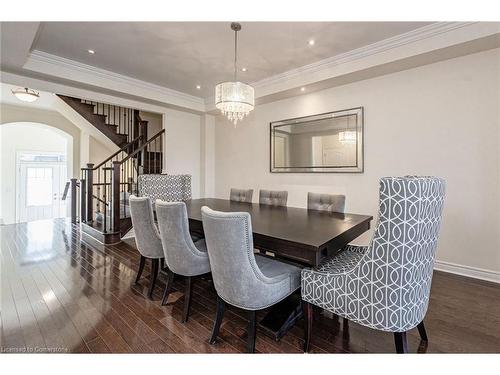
(103, 168, 107, 233)
(80, 172, 87, 223)
(111, 161, 121, 233)
(70, 178, 77, 224)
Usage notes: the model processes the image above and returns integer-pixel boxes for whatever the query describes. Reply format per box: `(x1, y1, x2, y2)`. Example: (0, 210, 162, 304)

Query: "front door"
(18, 163, 67, 222)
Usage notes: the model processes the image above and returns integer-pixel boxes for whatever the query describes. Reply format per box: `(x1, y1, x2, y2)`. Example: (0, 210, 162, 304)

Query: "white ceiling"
(33, 22, 431, 98)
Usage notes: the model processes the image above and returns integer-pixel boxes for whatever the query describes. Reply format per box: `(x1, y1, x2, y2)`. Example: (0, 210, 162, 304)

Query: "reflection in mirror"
(271, 107, 363, 173)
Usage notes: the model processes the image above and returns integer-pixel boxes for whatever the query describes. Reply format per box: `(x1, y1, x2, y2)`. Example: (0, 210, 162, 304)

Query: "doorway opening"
(0, 122, 73, 224)
(16, 152, 68, 222)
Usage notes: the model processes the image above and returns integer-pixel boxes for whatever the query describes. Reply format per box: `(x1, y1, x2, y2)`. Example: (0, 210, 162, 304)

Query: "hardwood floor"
(1, 218, 499, 353)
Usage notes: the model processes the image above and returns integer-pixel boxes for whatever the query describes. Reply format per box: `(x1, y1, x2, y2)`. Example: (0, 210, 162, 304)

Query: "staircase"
(61, 95, 164, 244)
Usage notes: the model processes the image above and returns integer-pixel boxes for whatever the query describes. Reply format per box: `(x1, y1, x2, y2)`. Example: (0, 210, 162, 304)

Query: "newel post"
(111, 161, 121, 233)
(86, 163, 94, 223)
(70, 178, 78, 224)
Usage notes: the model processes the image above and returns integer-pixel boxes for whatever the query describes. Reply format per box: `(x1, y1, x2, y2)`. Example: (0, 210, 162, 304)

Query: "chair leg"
(182, 276, 192, 323)
(209, 295, 226, 344)
(417, 321, 428, 342)
(135, 255, 146, 284)
(246, 310, 257, 353)
(161, 269, 175, 306)
(148, 258, 159, 299)
(160, 258, 166, 272)
(303, 301, 313, 353)
(394, 332, 409, 353)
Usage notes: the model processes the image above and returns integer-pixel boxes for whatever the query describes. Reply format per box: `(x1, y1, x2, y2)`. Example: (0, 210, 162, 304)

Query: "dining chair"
(259, 189, 288, 207)
(301, 176, 446, 353)
(201, 206, 302, 353)
(155, 200, 211, 322)
(129, 195, 165, 298)
(307, 192, 345, 213)
(230, 188, 254, 203)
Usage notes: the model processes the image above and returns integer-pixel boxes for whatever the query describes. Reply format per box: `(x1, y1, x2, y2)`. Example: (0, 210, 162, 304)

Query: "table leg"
(258, 291, 303, 341)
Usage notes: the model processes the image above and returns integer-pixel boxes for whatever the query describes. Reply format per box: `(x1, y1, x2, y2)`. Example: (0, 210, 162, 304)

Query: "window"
(26, 167, 53, 206)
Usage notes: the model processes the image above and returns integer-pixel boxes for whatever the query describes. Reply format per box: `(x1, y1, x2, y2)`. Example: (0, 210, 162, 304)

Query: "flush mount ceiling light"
(88, 49, 95, 54)
(215, 22, 254, 126)
(11, 87, 40, 103)
(308, 39, 315, 46)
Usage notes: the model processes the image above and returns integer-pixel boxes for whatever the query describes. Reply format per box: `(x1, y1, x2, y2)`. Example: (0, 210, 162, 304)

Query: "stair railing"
(80, 130, 164, 235)
(80, 134, 143, 232)
(110, 129, 164, 233)
(81, 100, 143, 144)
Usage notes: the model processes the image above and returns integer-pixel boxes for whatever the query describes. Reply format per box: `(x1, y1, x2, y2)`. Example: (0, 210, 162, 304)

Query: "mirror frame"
(270, 107, 364, 173)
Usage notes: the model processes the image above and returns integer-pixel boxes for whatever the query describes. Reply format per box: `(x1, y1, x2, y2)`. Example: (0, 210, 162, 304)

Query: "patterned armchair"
(138, 174, 192, 205)
(301, 176, 446, 353)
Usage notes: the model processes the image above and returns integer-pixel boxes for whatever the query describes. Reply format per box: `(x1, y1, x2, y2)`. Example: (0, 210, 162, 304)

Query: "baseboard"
(434, 260, 500, 284)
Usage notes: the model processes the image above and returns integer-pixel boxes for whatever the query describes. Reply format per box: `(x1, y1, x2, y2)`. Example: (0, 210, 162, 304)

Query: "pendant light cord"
(234, 28, 238, 81)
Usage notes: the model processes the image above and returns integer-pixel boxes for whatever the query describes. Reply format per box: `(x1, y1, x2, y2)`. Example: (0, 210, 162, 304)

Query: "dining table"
(185, 198, 373, 340)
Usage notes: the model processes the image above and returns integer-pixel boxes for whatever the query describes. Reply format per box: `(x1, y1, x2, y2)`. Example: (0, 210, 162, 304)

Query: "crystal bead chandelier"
(215, 22, 254, 125)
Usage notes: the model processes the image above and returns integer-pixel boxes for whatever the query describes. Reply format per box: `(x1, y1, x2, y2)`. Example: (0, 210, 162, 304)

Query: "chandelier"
(338, 114, 357, 144)
(215, 22, 254, 125)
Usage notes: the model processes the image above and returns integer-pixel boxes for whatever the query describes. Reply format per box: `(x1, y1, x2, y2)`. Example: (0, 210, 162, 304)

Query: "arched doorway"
(0, 122, 73, 224)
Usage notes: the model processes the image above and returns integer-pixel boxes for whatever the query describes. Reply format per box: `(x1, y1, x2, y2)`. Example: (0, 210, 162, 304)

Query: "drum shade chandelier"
(215, 22, 254, 125)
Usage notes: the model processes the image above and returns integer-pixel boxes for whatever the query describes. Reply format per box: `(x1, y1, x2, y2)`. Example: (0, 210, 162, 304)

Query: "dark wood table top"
(185, 198, 373, 252)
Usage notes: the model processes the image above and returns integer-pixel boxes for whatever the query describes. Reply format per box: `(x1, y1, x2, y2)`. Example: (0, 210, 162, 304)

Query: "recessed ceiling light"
(196, 85, 201, 90)
(308, 39, 315, 46)
(87, 49, 95, 54)
(300, 87, 306, 92)
(241, 67, 247, 72)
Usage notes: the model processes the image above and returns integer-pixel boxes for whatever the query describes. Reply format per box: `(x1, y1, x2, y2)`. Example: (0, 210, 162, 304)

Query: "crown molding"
(24, 50, 206, 111)
(204, 22, 488, 108)
(250, 22, 476, 89)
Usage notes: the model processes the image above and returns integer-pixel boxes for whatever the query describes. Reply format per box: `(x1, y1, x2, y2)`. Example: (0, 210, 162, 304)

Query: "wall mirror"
(270, 107, 364, 173)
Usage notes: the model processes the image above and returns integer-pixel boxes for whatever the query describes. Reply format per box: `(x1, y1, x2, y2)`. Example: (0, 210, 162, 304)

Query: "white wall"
(214, 48, 500, 276)
(88, 135, 115, 166)
(164, 108, 202, 198)
(0, 104, 81, 174)
(0, 122, 71, 224)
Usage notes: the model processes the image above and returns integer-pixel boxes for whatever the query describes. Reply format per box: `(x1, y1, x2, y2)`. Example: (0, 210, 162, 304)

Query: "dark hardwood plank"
(1, 218, 499, 354)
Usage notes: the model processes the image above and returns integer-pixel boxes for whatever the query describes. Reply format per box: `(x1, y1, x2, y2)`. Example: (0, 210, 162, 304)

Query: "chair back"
(156, 200, 208, 275)
(201, 206, 272, 309)
(307, 193, 345, 213)
(259, 189, 288, 207)
(129, 195, 163, 258)
(230, 188, 253, 203)
(138, 174, 191, 207)
(361, 176, 445, 330)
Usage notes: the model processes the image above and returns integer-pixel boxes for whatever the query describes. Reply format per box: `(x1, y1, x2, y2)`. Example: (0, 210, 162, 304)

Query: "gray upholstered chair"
(259, 189, 288, 207)
(307, 192, 345, 213)
(156, 200, 211, 322)
(129, 195, 165, 298)
(230, 188, 254, 203)
(301, 176, 446, 353)
(201, 206, 302, 353)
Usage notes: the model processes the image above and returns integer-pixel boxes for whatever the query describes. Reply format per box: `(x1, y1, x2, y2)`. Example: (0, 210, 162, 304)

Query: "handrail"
(88, 135, 142, 170)
(119, 130, 165, 165)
